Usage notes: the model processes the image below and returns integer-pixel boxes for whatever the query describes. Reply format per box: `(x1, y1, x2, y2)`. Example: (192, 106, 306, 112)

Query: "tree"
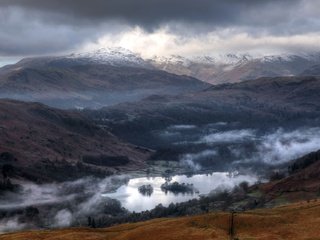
(91, 218, 96, 228)
(87, 216, 92, 227)
(2, 164, 15, 179)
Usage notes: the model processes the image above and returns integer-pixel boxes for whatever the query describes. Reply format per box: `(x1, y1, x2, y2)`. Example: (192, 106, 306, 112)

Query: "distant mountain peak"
(215, 53, 253, 65)
(68, 47, 137, 58)
(66, 47, 152, 68)
(148, 51, 320, 84)
(150, 53, 254, 67)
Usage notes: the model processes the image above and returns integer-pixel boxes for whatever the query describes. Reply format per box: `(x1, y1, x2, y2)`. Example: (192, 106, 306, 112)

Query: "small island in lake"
(138, 184, 154, 196)
(161, 181, 196, 195)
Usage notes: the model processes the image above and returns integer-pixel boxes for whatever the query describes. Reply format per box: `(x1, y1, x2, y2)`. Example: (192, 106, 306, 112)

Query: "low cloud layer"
(178, 127, 320, 170)
(0, 217, 26, 233)
(254, 128, 320, 164)
(199, 129, 256, 144)
(181, 150, 218, 170)
(0, 175, 130, 233)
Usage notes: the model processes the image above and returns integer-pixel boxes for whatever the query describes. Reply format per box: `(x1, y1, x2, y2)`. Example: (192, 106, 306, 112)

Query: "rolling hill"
(262, 149, 320, 202)
(0, 99, 152, 182)
(89, 76, 320, 148)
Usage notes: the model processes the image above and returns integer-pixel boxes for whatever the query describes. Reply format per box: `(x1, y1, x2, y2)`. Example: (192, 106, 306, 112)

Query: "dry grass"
(1, 200, 320, 240)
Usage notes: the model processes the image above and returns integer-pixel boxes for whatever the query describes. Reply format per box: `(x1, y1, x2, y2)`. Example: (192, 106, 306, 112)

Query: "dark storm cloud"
(0, 0, 319, 58)
(0, 0, 302, 29)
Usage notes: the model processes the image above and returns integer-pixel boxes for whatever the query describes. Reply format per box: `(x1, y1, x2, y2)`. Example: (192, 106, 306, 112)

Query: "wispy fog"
(168, 125, 197, 130)
(253, 128, 320, 164)
(173, 126, 320, 170)
(0, 217, 26, 233)
(180, 150, 218, 170)
(0, 175, 130, 233)
(0, 170, 257, 233)
(0, 176, 126, 210)
(199, 129, 256, 144)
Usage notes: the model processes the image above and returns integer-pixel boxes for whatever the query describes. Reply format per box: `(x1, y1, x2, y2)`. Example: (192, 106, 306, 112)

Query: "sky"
(1, 0, 320, 66)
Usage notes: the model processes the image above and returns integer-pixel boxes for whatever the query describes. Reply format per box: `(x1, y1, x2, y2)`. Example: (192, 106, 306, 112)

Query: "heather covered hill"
(1, 201, 320, 240)
(0, 100, 152, 182)
(262, 149, 320, 201)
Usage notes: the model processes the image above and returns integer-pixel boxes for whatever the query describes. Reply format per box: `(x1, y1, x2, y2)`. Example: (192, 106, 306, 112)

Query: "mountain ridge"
(149, 52, 320, 84)
(3, 48, 320, 85)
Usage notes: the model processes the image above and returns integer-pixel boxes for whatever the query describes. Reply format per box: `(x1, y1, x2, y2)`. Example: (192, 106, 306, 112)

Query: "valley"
(1, 72, 320, 234)
(1, 48, 320, 238)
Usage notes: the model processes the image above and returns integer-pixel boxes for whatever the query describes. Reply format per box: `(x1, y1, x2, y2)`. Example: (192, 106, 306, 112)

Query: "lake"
(103, 172, 258, 212)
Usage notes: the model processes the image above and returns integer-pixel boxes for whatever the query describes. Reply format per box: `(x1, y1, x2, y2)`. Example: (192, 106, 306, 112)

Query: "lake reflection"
(103, 172, 257, 212)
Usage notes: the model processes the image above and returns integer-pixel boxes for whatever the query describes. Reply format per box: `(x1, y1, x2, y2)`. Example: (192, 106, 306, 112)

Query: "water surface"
(103, 172, 257, 212)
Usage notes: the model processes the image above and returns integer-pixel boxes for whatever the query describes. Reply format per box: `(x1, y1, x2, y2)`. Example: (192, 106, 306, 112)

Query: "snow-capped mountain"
(149, 53, 252, 67)
(66, 47, 153, 68)
(3, 47, 320, 85)
(149, 53, 320, 84)
(150, 55, 192, 67)
(1, 47, 153, 72)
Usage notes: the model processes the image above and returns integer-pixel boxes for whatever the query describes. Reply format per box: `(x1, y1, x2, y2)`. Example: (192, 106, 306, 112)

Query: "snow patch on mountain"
(150, 53, 254, 67)
(151, 55, 192, 67)
(151, 52, 320, 67)
(66, 47, 152, 68)
(62, 47, 320, 72)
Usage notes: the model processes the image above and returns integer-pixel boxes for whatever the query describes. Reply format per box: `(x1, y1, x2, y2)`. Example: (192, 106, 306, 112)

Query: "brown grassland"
(1, 200, 320, 240)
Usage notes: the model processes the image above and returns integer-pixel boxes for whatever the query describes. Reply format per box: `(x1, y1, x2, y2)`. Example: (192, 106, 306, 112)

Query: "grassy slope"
(1, 200, 320, 240)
